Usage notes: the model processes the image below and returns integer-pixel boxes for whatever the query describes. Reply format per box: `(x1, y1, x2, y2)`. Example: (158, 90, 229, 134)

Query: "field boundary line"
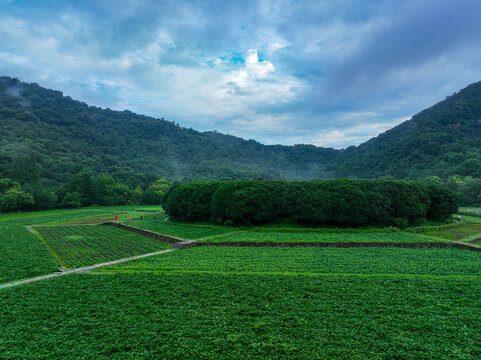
(94, 269, 481, 279)
(0, 248, 176, 290)
(25, 226, 69, 268)
(196, 230, 247, 241)
(181, 241, 481, 251)
(100, 221, 187, 243)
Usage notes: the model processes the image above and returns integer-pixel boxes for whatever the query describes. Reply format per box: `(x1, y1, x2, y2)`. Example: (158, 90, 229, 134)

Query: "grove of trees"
(163, 179, 458, 227)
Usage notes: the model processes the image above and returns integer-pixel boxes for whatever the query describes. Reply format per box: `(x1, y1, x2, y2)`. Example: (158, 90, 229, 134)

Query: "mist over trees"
(0, 76, 480, 213)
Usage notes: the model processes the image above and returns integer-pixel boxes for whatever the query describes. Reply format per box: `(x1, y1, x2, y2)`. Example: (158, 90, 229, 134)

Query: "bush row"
(162, 179, 458, 226)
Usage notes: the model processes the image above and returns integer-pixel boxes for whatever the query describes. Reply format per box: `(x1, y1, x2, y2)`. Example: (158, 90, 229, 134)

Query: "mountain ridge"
(1, 76, 480, 187)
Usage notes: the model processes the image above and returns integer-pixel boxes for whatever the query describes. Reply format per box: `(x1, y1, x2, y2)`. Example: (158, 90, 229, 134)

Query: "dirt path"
(0, 248, 176, 290)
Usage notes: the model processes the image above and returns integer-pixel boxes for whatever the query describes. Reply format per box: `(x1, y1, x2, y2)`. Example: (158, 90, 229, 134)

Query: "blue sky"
(1, 0, 481, 148)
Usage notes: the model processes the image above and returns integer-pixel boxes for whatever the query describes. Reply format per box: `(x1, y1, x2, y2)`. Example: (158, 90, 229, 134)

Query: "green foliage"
(202, 231, 437, 243)
(22, 183, 57, 210)
(103, 247, 481, 276)
(408, 222, 481, 241)
(8, 152, 40, 184)
(36, 225, 170, 268)
(445, 175, 481, 206)
(0, 179, 34, 212)
(163, 181, 221, 222)
(2, 273, 481, 358)
(0, 225, 58, 283)
(129, 219, 237, 240)
(141, 179, 170, 205)
(0, 76, 337, 187)
(61, 191, 81, 208)
(165, 179, 458, 226)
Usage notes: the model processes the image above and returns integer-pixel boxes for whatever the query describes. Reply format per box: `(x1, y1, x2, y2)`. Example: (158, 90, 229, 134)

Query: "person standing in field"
(115, 215, 118, 222)
(129, 216, 132, 223)
(154, 214, 157, 220)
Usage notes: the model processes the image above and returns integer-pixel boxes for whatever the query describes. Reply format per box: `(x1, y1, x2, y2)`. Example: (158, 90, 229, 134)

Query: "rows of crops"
(204, 231, 438, 243)
(459, 207, 481, 218)
(128, 219, 238, 239)
(1, 273, 481, 359)
(0, 226, 59, 284)
(36, 225, 170, 268)
(101, 246, 481, 276)
(412, 222, 481, 240)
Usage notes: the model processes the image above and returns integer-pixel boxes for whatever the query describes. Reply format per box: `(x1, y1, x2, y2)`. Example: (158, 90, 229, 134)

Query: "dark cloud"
(1, 0, 481, 148)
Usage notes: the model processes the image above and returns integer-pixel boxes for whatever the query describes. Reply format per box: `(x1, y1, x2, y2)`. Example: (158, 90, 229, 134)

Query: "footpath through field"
(0, 248, 175, 289)
(0, 225, 246, 290)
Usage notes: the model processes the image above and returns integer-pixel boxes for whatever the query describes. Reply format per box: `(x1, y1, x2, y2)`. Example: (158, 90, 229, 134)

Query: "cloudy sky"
(1, 0, 481, 148)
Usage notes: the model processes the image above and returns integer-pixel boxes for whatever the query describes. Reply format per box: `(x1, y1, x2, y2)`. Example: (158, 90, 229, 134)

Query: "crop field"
(128, 219, 239, 239)
(2, 206, 481, 358)
(0, 226, 59, 284)
(35, 225, 171, 268)
(203, 231, 439, 243)
(459, 207, 481, 218)
(1, 273, 481, 359)
(413, 222, 481, 241)
(101, 246, 481, 276)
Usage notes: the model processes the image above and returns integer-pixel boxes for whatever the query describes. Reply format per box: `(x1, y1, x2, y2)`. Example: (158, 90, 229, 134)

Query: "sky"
(1, 0, 481, 148)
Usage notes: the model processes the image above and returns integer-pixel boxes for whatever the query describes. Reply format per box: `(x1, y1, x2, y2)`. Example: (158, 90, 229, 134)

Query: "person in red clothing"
(129, 216, 132, 222)
(115, 215, 118, 222)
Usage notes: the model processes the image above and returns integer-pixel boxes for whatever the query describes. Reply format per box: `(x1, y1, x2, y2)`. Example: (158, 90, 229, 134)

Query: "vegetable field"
(128, 219, 238, 239)
(36, 225, 170, 268)
(101, 246, 481, 276)
(2, 206, 481, 359)
(0, 226, 59, 283)
(412, 222, 481, 240)
(1, 273, 481, 359)
(203, 231, 439, 243)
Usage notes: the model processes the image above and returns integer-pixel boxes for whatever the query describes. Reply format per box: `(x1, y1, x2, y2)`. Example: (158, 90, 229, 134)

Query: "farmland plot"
(203, 231, 439, 243)
(36, 226, 170, 268)
(0, 226, 59, 284)
(101, 246, 481, 277)
(1, 273, 481, 359)
(128, 219, 239, 239)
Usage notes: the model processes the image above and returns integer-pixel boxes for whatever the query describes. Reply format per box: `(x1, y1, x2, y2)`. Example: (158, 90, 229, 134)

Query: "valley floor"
(1, 207, 481, 359)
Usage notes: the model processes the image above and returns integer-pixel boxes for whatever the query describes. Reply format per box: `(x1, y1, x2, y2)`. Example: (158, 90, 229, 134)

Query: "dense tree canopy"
(163, 179, 458, 227)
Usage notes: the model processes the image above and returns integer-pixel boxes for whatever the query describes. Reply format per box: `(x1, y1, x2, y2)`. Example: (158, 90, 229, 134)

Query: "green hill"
(1, 76, 480, 189)
(0, 76, 338, 187)
(333, 81, 481, 179)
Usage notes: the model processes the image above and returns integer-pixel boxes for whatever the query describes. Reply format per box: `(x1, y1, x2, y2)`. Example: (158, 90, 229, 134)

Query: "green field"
(2, 207, 481, 358)
(127, 219, 239, 239)
(101, 246, 481, 277)
(1, 273, 481, 359)
(35, 225, 171, 268)
(459, 207, 481, 218)
(0, 226, 59, 284)
(203, 231, 440, 243)
(411, 222, 481, 241)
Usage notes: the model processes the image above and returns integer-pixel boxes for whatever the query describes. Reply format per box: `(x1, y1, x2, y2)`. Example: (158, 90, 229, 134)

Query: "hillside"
(333, 81, 481, 179)
(0, 76, 338, 187)
(1, 76, 481, 188)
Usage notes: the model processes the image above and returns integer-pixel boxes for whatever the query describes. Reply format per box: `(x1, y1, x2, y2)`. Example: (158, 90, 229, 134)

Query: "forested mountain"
(332, 81, 481, 179)
(0, 76, 337, 188)
(1, 76, 480, 191)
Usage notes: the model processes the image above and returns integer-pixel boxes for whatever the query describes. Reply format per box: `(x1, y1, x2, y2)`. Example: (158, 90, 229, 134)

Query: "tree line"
(0, 168, 170, 213)
(163, 179, 458, 227)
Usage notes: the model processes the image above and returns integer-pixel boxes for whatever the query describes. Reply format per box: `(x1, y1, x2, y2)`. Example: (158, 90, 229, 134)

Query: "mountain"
(1, 76, 480, 189)
(332, 81, 481, 179)
(0, 76, 338, 187)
